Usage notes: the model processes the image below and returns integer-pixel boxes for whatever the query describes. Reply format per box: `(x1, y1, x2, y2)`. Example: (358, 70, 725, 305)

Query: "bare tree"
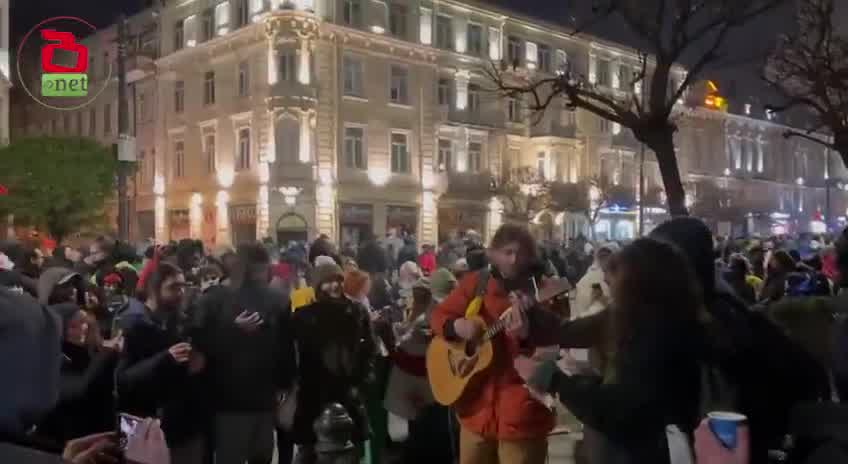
(486, 0, 788, 216)
(490, 167, 552, 223)
(765, 0, 848, 167)
(550, 177, 634, 240)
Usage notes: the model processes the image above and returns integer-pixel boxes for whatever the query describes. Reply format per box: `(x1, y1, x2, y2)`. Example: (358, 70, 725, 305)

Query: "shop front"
(438, 206, 486, 244)
(169, 210, 190, 241)
(340, 203, 374, 247)
(229, 204, 257, 245)
(386, 205, 418, 237)
(136, 211, 155, 241)
(276, 212, 309, 245)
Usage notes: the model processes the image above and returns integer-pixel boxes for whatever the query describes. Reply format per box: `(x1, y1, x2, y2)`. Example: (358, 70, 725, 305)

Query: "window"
(436, 15, 453, 50)
(201, 9, 214, 42)
(237, 127, 251, 170)
(344, 126, 365, 169)
(437, 78, 451, 106)
(537, 44, 551, 73)
(343, 56, 364, 97)
(467, 23, 483, 56)
(599, 118, 610, 133)
(389, 3, 407, 38)
(343, 0, 361, 27)
(537, 152, 547, 178)
(391, 132, 409, 173)
(174, 81, 185, 113)
(618, 64, 631, 90)
(508, 97, 521, 122)
(216, 2, 230, 34)
(279, 51, 296, 82)
(468, 142, 482, 173)
(507, 36, 521, 66)
(174, 141, 185, 178)
(137, 93, 147, 123)
(438, 139, 452, 172)
(597, 59, 610, 86)
(103, 104, 112, 135)
(468, 84, 480, 114)
(203, 71, 215, 105)
(389, 65, 408, 104)
(238, 61, 250, 97)
(235, 0, 249, 27)
(138, 150, 146, 182)
(89, 109, 96, 136)
(205, 133, 216, 173)
(174, 20, 184, 51)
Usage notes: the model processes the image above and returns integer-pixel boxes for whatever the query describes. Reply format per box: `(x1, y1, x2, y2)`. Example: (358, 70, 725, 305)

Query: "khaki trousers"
(459, 427, 548, 464)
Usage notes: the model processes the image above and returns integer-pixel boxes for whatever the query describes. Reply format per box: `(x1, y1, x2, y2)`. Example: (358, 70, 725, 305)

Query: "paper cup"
(707, 411, 747, 449)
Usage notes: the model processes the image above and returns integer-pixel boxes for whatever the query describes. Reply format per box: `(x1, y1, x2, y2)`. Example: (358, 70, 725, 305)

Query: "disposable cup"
(707, 411, 747, 449)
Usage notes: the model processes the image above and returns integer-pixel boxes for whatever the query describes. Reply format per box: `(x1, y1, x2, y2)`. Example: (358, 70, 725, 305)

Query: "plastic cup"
(707, 411, 747, 449)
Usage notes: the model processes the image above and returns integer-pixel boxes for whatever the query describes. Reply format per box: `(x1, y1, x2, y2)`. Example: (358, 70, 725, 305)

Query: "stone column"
(298, 37, 311, 85)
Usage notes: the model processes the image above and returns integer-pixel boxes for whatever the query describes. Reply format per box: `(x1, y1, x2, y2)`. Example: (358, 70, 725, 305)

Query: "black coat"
(357, 242, 388, 275)
(116, 306, 208, 447)
(194, 284, 295, 413)
(38, 343, 117, 445)
(291, 297, 376, 445)
(550, 317, 702, 464)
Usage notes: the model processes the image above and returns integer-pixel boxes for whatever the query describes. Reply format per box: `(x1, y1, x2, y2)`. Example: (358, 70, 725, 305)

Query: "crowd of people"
(0, 218, 845, 464)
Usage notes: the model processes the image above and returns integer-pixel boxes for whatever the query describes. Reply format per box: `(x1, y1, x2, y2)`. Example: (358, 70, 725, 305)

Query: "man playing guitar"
(430, 224, 566, 464)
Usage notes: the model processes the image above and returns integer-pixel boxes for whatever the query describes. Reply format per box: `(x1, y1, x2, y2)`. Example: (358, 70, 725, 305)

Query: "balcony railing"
(530, 121, 577, 139)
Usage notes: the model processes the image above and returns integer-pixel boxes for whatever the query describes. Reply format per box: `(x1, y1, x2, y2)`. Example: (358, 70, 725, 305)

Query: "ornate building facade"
(11, 0, 848, 245)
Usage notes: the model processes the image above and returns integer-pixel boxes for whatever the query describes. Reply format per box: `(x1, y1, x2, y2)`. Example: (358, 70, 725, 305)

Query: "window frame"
(173, 140, 186, 178)
(467, 22, 483, 56)
(343, 124, 366, 170)
(438, 138, 453, 172)
(390, 131, 410, 174)
(236, 127, 252, 171)
(389, 3, 407, 38)
(238, 61, 250, 97)
(203, 71, 216, 105)
(343, 55, 364, 97)
(174, 19, 185, 51)
(435, 15, 453, 51)
(389, 64, 409, 105)
(468, 141, 482, 173)
(174, 80, 185, 113)
(343, 0, 362, 27)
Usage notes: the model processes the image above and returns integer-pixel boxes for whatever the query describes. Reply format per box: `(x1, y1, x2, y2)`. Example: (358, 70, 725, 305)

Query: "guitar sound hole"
(465, 344, 477, 357)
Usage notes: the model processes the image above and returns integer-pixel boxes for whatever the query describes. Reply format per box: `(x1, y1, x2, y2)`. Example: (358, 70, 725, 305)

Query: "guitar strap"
(464, 266, 490, 318)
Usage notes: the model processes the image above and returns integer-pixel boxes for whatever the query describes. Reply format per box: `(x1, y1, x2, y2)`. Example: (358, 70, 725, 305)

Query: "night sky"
(10, 0, 802, 103)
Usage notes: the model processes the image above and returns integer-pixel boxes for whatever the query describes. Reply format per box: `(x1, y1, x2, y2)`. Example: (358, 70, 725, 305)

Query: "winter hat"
(430, 268, 458, 302)
(314, 254, 337, 268)
(312, 263, 344, 288)
(0, 289, 61, 437)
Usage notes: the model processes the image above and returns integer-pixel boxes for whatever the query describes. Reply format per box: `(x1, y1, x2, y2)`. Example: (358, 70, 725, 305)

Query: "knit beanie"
(312, 263, 344, 288)
(430, 268, 458, 302)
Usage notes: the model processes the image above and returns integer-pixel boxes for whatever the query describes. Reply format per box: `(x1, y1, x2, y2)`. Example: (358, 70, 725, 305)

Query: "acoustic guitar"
(426, 279, 572, 406)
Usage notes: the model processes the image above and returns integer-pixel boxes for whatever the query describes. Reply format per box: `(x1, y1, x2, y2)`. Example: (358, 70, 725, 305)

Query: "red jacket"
(430, 271, 555, 441)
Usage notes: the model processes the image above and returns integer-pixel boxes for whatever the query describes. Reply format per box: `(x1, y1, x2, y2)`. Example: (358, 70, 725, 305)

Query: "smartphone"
(117, 412, 143, 451)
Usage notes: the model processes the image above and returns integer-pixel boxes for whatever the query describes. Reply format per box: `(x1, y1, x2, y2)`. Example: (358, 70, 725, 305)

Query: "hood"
(430, 268, 458, 302)
(49, 302, 82, 339)
(311, 263, 344, 300)
(0, 289, 61, 438)
(650, 217, 716, 302)
(36, 267, 81, 306)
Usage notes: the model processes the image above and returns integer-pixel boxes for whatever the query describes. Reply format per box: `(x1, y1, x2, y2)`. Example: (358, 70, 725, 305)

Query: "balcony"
(126, 55, 156, 84)
(530, 120, 577, 139)
(611, 129, 640, 150)
(268, 80, 318, 110)
(440, 106, 504, 129)
(443, 170, 494, 200)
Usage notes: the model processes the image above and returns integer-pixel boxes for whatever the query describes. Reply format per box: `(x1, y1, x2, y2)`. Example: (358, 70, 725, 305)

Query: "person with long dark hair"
(517, 238, 704, 464)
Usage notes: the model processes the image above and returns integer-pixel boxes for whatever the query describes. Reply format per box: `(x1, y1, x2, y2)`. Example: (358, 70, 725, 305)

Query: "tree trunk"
(643, 129, 688, 217)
